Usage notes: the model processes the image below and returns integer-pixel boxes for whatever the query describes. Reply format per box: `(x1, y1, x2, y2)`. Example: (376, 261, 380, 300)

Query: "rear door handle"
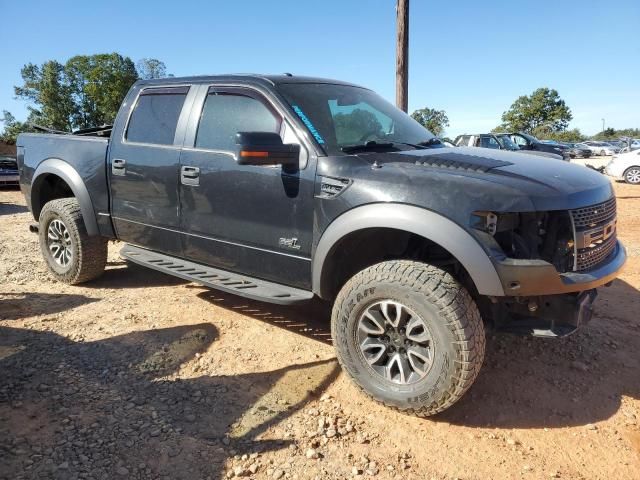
(181, 166, 200, 186)
(112, 158, 126, 176)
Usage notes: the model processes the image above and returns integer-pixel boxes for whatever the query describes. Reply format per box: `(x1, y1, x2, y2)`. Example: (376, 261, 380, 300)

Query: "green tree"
(136, 58, 167, 80)
(533, 128, 585, 143)
(591, 128, 640, 140)
(15, 60, 76, 131)
(497, 88, 572, 133)
(13, 53, 139, 132)
(0, 111, 35, 144)
(410, 107, 449, 136)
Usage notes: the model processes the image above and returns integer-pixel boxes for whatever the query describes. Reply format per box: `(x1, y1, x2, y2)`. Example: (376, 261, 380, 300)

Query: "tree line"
(1, 54, 167, 143)
(1, 53, 637, 144)
(409, 87, 638, 142)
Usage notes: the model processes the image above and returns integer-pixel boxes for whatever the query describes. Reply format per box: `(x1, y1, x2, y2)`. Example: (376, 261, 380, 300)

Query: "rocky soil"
(1, 180, 639, 480)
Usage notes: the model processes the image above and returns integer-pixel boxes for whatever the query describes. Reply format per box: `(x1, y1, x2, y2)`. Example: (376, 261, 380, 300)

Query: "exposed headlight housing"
(471, 210, 575, 272)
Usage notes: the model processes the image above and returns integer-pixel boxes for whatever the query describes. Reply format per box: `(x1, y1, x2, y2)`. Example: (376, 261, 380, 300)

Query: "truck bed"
(17, 133, 110, 223)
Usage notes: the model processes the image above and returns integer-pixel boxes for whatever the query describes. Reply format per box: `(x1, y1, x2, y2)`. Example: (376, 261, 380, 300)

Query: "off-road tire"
(38, 198, 107, 284)
(331, 260, 485, 417)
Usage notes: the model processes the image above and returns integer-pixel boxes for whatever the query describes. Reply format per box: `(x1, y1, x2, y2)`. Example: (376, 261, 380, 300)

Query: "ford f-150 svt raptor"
(17, 75, 626, 416)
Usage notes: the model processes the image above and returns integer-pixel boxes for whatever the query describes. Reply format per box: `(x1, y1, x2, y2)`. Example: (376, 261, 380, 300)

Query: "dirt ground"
(1, 176, 639, 480)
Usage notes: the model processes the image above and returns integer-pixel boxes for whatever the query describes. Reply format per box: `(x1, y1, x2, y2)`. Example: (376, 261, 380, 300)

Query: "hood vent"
(318, 176, 350, 198)
(415, 152, 512, 173)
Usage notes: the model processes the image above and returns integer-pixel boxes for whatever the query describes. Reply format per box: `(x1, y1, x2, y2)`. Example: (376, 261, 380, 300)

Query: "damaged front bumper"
(488, 241, 625, 337)
(493, 240, 626, 297)
(492, 289, 598, 337)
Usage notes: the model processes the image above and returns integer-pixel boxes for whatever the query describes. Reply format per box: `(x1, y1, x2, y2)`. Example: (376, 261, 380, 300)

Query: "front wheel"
(331, 260, 485, 417)
(39, 198, 108, 284)
(624, 167, 640, 185)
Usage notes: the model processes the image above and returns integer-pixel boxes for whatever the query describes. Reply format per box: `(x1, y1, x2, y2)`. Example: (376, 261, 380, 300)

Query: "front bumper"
(494, 289, 598, 337)
(492, 240, 626, 297)
(0, 174, 19, 186)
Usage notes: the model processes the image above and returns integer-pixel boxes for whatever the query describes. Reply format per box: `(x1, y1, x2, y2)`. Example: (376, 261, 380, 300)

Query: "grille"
(570, 197, 616, 228)
(575, 234, 617, 271)
(571, 197, 618, 271)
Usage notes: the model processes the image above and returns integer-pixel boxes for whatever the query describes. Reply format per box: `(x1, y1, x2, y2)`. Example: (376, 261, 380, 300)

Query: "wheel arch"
(312, 203, 504, 299)
(31, 158, 99, 235)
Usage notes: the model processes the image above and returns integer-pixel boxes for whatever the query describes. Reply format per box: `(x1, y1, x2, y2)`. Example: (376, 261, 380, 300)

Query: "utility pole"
(602, 118, 605, 133)
(396, 0, 409, 112)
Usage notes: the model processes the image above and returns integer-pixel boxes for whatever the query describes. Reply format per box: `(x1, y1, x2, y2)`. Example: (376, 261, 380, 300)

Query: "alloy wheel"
(357, 300, 434, 385)
(626, 168, 640, 185)
(47, 219, 73, 267)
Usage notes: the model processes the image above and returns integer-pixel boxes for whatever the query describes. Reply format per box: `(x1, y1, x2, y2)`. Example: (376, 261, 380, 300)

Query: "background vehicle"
(17, 74, 626, 417)
(619, 139, 640, 153)
(454, 133, 563, 160)
(605, 140, 625, 150)
(0, 155, 19, 186)
(605, 150, 640, 184)
(582, 141, 619, 156)
(563, 142, 592, 158)
(494, 132, 571, 160)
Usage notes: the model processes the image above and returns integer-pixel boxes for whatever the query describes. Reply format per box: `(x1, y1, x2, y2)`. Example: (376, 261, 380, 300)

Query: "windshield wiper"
(341, 141, 395, 153)
(416, 138, 442, 147)
(341, 138, 443, 154)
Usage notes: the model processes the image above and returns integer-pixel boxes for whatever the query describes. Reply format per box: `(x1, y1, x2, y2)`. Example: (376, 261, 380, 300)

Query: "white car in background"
(582, 141, 620, 156)
(605, 150, 640, 184)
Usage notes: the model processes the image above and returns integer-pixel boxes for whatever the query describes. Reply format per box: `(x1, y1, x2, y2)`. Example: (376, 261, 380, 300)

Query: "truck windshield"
(278, 83, 436, 156)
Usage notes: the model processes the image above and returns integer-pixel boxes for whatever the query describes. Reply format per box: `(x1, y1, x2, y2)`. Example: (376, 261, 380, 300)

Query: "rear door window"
(195, 90, 281, 151)
(126, 87, 189, 145)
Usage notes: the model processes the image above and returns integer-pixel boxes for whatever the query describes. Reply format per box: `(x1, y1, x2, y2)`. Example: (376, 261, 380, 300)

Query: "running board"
(120, 244, 314, 305)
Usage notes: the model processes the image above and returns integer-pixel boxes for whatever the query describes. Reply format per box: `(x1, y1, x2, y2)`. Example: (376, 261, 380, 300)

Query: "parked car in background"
(605, 140, 625, 150)
(582, 141, 620, 156)
(494, 132, 570, 160)
(619, 139, 640, 153)
(605, 150, 640, 184)
(563, 142, 592, 158)
(0, 155, 19, 186)
(454, 133, 563, 159)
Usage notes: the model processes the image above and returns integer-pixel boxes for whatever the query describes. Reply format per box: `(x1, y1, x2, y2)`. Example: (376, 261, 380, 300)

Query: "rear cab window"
(126, 86, 189, 145)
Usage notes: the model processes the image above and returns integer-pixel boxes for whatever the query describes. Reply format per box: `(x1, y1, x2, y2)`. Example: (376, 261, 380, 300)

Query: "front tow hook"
(29, 223, 39, 233)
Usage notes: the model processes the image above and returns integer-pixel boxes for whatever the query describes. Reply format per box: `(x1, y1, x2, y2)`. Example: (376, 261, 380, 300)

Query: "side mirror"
(235, 132, 300, 167)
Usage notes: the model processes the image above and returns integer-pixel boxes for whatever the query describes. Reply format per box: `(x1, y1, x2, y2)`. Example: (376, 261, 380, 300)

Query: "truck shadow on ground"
(0, 322, 340, 479)
(87, 261, 189, 289)
(194, 278, 640, 430)
(0, 198, 28, 216)
(0, 292, 99, 321)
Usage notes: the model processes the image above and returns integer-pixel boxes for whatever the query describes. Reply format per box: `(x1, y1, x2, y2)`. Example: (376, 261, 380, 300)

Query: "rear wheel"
(331, 260, 485, 416)
(39, 198, 107, 284)
(624, 167, 640, 185)
(600, 149, 607, 156)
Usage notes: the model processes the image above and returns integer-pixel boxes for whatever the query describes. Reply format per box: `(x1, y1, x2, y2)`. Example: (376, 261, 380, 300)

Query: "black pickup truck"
(17, 75, 626, 416)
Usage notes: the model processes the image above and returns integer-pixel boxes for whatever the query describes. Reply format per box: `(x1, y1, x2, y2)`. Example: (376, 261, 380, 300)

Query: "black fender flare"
(31, 158, 99, 236)
(312, 203, 505, 298)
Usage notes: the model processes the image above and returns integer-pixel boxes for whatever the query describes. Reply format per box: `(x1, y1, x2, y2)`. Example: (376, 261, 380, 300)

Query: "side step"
(120, 244, 314, 305)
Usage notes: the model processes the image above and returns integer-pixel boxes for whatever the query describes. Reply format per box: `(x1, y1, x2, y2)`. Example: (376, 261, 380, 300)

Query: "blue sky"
(1, 0, 638, 137)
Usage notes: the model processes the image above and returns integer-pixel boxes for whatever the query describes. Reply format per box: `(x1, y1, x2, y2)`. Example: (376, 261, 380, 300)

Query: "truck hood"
(356, 146, 614, 211)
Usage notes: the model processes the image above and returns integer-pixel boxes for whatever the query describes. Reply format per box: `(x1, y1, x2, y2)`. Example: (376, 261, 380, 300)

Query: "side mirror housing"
(235, 132, 300, 167)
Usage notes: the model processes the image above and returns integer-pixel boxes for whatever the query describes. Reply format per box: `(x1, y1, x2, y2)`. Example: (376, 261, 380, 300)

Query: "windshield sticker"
(292, 105, 325, 145)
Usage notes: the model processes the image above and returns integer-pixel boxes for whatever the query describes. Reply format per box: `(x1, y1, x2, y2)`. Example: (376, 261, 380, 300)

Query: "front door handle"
(112, 158, 126, 176)
(181, 166, 200, 186)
